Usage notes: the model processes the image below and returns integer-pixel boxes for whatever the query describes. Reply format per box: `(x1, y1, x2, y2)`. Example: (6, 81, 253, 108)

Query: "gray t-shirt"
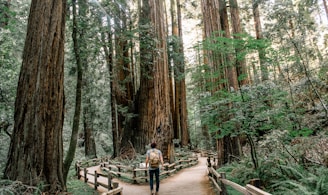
(147, 148, 162, 170)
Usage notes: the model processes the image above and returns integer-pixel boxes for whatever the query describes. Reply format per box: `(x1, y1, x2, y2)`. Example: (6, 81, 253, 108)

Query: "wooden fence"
(206, 155, 272, 195)
(76, 160, 123, 195)
(100, 156, 199, 184)
(75, 152, 198, 194)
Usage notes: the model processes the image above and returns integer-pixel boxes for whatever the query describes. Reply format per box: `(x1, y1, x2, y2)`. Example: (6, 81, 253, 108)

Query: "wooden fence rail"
(100, 157, 199, 184)
(75, 152, 198, 194)
(76, 165, 123, 195)
(206, 156, 272, 195)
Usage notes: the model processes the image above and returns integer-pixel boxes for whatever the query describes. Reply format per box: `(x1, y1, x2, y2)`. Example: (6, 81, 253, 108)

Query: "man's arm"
(160, 155, 164, 165)
(160, 152, 164, 165)
(145, 154, 149, 168)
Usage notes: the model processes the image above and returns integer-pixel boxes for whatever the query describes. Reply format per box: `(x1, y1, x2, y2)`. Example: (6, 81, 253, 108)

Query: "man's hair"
(151, 142, 157, 148)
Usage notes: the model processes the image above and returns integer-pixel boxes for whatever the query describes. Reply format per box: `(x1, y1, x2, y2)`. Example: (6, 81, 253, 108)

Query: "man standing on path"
(146, 142, 164, 195)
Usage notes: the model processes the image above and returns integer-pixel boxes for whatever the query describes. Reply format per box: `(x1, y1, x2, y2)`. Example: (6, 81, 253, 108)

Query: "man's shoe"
(155, 192, 159, 195)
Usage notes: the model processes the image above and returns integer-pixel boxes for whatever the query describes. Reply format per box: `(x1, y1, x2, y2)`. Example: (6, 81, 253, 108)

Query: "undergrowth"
(217, 157, 328, 194)
(66, 179, 96, 195)
(65, 160, 97, 195)
(217, 133, 328, 195)
(0, 180, 42, 195)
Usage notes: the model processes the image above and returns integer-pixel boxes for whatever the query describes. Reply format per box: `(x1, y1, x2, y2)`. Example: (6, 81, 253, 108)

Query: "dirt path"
(85, 156, 215, 195)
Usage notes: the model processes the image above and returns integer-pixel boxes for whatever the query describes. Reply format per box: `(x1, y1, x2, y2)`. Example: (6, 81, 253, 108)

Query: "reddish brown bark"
(218, 0, 238, 91)
(4, 0, 66, 193)
(201, 0, 242, 165)
(136, 0, 174, 162)
(83, 103, 97, 159)
(201, 0, 222, 150)
(230, 0, 249, 85)
(170, 0, 189, 147)
(176, 0, 189, 146)
(252, 0, 268, 81)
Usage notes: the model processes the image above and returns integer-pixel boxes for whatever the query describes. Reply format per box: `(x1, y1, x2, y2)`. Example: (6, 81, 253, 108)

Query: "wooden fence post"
(249, 178, 261, 188)
(178, 159, 182, 170)
(207, 156, 211, 167)
(94, 171, 98, 190)
(84, 168, 88, 183)
(76, 163, 81, 179)
(220, 172, 227, 195)
(118, 167, 121, 177)
(133, 167, 137, 184)
(213, 169, 217, 184)
(213, 157, 217, 169)
(207, 157, 212, 177)
(108, 172, 112, 190)
(75, 162, 78, 177)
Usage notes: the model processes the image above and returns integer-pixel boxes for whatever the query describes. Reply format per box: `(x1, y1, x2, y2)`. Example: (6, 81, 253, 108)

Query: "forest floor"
(84, 156, 216, 195)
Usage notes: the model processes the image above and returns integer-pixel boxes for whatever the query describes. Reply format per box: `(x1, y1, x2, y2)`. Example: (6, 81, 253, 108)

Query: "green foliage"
(192, 76, 293, 140)
(67, 181, 96, 195)
(0, 1, 28, 122)
(66, 176, 95, 195)
(0, 180, 42, 195)
(318, 65, 328, 82)
(290, 127, 314, 137)
(64, 158, 96, 194)
(217, 159, 257, 184)
(271, 165, 328, 195)
(190, 32, 292, 144)
(189, 0, 328, 151)
(217, 148, 328, 194)
(0, 0, 30, 178)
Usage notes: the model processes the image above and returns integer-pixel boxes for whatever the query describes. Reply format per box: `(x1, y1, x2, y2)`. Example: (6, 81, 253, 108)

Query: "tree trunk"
(170, 0, 189, 147)
(100, 0, 136, 159)
(201, 0, 225, 91)
(176, 0, 189, 146)
(100, 13, 117, 157)
(229, 0, 248, 161)
(229, 0, 248, 85)
(170, 0, 179, 143)
(136, 0, 174, 162)
(323, 0, 328, 21)
(252, 0, 268, 82)
(4, 0, 66, 193)
(219, 0, 238, 91)
(218, 0, 241, 164)
(217, 137, 224, 166)
(200, 0, 223, 150)
(83, 100, 97, 159)
(115, 7, 136, 158)
(63, 0, 84, 182)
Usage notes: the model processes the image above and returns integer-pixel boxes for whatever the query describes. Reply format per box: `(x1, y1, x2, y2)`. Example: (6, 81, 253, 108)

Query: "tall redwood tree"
(136, 0, 174, 162)
(4, 0, 67, 193)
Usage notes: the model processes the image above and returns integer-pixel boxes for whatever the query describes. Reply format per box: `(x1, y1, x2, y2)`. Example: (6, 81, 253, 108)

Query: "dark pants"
(149, 168, 160, 192)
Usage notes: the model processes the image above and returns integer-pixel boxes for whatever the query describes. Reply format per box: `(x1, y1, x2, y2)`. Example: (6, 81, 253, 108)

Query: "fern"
(273, 180, 313, 195)
(278, 165, 307, 180)
(271, 165, 328, 194)
(315, 174, 328, 195)
(216, 151, 328, 195)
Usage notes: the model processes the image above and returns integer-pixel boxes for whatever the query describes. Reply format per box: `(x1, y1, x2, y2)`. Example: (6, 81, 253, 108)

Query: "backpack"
(149, 149, 160, 168)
